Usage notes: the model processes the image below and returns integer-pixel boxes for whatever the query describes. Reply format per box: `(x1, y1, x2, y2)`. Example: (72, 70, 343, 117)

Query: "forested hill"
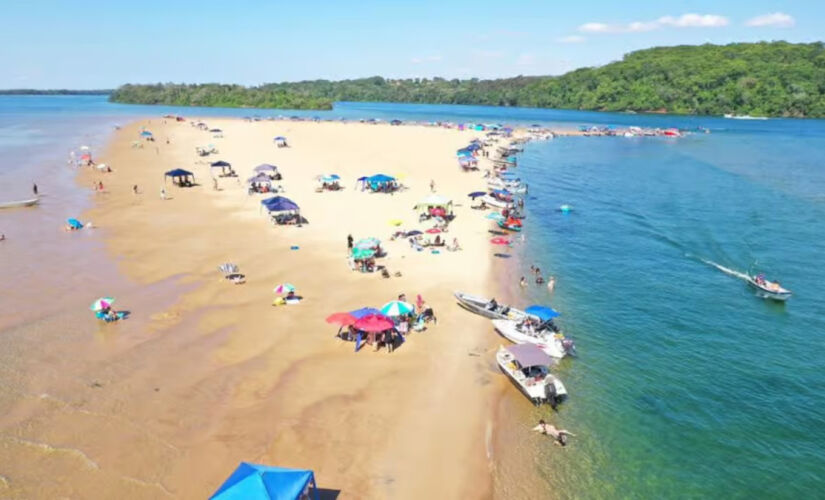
(109, 42, 825, 117)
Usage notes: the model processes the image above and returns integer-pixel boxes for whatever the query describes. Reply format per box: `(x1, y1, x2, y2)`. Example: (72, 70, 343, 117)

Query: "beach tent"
(165, 168, 194, 185)
(273, 136, 288, 146)
(415, 194, 452, 213)
(209, 462, 319, 500)
(367, 174, 394, 183)
(261, 196, 299, 213)
(525, 305, 560, 321)
(210, 160, 232, 168)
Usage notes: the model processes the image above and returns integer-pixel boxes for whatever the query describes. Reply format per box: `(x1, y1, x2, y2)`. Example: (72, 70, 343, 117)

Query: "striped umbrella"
(381, 300, 415, 317)
(351, 247, 375, 260)
(90, 297, 115, 311)
(273, 283, 296, 294)
(354, 238, 380, 250)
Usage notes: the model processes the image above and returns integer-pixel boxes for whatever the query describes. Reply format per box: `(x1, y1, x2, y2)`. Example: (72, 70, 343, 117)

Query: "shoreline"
(72, 116, 509, 498)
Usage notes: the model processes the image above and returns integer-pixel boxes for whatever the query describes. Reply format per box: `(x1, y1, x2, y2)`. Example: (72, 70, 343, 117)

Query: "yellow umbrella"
(388, 219, 403, 226)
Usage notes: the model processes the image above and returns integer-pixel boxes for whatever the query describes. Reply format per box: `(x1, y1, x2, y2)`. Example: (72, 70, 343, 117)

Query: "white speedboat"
(0, 197, 39, 209)
(480, 195, 513, 209)
(487, 179, 527, 194)
(492, 319, 575, 359)
(747, 275, 792, 301)
(496, 344, 567, 407)
(454, 292, 527, 321)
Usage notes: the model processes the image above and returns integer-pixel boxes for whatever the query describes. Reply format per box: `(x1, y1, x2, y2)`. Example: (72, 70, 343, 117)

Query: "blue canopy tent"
(210, 160, 232, 168)
(210, 462, 319, 500)
(165, 168, 194, 186)
(273, 136, 288, 147)
(525, 305, 560, 321)
(365, 174, 396, 192)
(465, 143, 481, 152)
(261, 196, 299, 213)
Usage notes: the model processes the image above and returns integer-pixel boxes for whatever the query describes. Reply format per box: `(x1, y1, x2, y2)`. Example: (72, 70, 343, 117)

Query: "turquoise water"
(3, 96, 825, 498)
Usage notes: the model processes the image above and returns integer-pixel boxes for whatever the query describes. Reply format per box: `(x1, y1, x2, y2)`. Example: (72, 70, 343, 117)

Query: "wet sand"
(1, 118, 514, 498)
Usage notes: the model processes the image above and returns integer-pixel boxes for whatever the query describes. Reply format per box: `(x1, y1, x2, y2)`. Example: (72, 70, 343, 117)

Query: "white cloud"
(745, 12, 795, 28)
(579, 13, 729, 34)
(557, 35, 586, 44)
(410, 55, 442, 64)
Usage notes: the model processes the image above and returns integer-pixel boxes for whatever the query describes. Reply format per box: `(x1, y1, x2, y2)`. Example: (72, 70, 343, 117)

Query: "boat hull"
(747, 279, 792, 301)
(0, 197, 39, 209)
(492, 320, 571, 358)
(454, 292, 527, 321)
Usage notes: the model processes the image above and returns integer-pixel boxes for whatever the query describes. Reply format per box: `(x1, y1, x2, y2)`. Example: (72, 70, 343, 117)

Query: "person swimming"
(533, 419, 576, 446)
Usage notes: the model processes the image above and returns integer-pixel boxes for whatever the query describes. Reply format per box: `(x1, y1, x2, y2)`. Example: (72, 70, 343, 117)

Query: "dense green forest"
(109, 42, 825, 117)
(0, 89, 111, 95)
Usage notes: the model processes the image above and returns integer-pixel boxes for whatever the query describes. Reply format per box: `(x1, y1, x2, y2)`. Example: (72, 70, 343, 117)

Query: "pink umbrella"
(354, 314, 394, 332)
(426, 228, 442, 234)
(490, 237, 511, 245)
(326, 312, 357, 326)
(430, 207, 446, 217)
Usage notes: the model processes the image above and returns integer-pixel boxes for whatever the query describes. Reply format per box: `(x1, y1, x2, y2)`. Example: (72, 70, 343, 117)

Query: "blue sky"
(1, 0, 822, 88)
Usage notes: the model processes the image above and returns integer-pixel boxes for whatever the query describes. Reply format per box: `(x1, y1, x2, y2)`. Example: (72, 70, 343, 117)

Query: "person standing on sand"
(430, 179, 435, 192)
(533, 419, 576, 446)
(160, 187, 166, 200)
(98, 181, 104, 192)
(133, 184, 138, 195)
(347, 234, 354, 251)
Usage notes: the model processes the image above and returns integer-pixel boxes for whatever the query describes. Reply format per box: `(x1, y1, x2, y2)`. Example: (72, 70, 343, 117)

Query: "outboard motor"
(545, 383, 558, 411)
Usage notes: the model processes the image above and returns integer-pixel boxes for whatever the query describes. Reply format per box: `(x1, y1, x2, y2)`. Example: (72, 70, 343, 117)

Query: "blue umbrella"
(525, 305, 560, 321)
(350, 307, 381, 319)
(209, 462, 318, 500)
(405, 230, 423, 236)
(468, 191, 486, 198)
(67, 218, 83, 229)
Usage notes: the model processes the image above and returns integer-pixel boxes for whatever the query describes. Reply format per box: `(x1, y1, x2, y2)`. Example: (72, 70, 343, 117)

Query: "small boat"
(0, 197, 39, 209)
(487, 179, 526, 194)
(492, 319, 575, 359)
(724, 114, 768, 120)
(454, 292, 527, 321)
(496, 344, 567, 407)
(747, 274, 792, 301)
(480, 195, 513, 209)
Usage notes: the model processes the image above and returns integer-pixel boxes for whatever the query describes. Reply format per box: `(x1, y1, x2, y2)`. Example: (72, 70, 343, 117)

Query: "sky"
(1, 0, 822, 88)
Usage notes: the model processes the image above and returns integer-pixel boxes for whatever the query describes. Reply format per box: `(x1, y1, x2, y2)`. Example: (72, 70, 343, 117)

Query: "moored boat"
(747, 274, 792, 301)
(453, 292, 527, 321)
(492, 319, 575, 359)
(496, 344, 567, 407)
(480, 195, 513, 209)
(497, 217, 522, 232)
(0, 197, 39, 209)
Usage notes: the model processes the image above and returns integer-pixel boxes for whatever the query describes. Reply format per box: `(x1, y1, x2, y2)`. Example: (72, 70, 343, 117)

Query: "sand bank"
(4, 117, 518, 498)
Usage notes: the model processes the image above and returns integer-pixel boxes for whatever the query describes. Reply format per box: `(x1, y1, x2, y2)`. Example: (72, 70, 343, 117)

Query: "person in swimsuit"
(533, 419, 576, 446)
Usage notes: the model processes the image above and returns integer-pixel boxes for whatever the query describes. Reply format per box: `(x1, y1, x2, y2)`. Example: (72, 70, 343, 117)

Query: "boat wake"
(690, 254, 750, 281)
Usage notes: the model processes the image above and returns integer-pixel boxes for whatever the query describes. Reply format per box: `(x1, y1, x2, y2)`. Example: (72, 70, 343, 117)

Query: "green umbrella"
(354, 238, 380, 250)
(352, 247, 376, 259)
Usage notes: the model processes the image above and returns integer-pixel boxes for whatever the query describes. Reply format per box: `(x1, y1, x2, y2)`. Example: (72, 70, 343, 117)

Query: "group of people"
(520, 265, 556, 292)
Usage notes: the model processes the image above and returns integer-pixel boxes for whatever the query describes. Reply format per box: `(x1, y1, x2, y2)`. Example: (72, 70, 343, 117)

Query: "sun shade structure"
(381, 300, 415, 317)
(354, 314, 394, 332)
(209, 462, 319, 500)
(254, 164, 279, 173)
(248, 174, 273, 185)
(525, 305, 560, 321)
(506, 343, 553, 368)
(210, 160, 231, 168)
(326, 312, 357, 326)
(261, 196, 299, 213)
(367, 174, 395, 183)
(415, 194, 452, 211)
(164, 168, 194, 184)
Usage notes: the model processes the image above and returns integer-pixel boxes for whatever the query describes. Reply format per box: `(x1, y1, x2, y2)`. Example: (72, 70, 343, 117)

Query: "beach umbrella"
(351, 247, 376, 260)
(426, 228, 441, 234)
(354, 314, 394, 332)
(381, 300, 415, 317)
(90, 297, 115, 311)
(67, 218, 83, 229)
(218, 263, 239, 274)
(349, 307, 382, 319)
(405, 230, 422, 236)
(140, 130, 153, 137)
(388, 219, 403, 226)
(490, 237, 511, 245)
(326, 312, 357, 326)
(429, 207, 446, 217)
(254, 164, 278, 173)
(273, 283, 296, 294)
(468, 191, 486, 198)
(354, 238, 380, 250)
(525, 305, 561, 321)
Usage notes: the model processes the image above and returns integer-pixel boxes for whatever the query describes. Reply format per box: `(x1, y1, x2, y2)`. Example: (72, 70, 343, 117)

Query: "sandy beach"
(1, 117, 518, 498)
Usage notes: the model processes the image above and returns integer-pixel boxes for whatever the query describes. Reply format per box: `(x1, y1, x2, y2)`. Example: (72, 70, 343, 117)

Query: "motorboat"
(724, 114, 768, 120)
(480, 195, 513, 209)
(496, 344, 567, 407)
(0, 197, 39, 209)
(487, 179, 526, 194)
(454, 292, 527, 321)
(747, 274, 792, 301)
(492, 319, 575, 359)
